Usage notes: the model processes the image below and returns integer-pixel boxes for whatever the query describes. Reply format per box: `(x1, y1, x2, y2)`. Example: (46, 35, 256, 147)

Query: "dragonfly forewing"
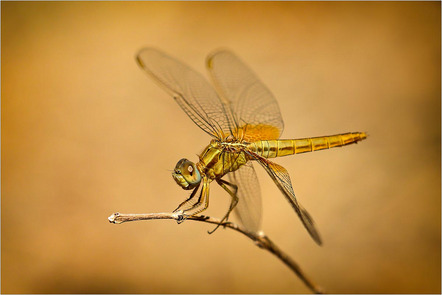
(207, 50, 284, 138)
(136, 48, 235, 140)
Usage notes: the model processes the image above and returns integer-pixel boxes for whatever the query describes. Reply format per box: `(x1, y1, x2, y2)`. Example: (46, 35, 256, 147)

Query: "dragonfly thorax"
(172, 158, 202, 190)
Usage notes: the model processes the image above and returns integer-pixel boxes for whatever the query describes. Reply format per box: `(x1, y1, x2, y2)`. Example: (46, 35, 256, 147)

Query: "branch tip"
(108, 212, 122, 224)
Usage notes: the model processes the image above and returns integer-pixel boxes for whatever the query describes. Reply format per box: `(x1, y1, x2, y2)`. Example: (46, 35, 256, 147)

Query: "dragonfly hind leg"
(208, 179, 239, 234)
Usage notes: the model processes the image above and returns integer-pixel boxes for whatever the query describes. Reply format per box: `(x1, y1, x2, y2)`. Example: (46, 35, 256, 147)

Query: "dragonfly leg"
(186, 183, 210, 216)
(173, 183, 200, 214)
(218, 179, 239, 216)
(175, 178, 210, 221)
(219, 178, 238, 194)
(172, 185, 201, 223)
(208, 179, 239, 234)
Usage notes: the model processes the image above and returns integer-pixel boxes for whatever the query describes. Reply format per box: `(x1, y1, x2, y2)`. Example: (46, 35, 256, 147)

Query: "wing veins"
(247, 151, 322, 245)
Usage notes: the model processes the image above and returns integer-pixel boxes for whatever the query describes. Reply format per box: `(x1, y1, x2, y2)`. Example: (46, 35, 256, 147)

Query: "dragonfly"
(136, 48, 366, 245)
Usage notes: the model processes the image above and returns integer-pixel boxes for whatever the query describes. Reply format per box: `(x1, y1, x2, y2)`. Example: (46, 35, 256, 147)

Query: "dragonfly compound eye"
(172, 159, 201, 190)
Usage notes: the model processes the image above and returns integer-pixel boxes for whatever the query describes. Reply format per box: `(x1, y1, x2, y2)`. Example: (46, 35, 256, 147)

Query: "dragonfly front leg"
(208, 179, 239, 234)
(186, 178, 210, 216)
(173, 184, 201, 223)
(173, 183, 200, 213)
(173, 178, 210, 223)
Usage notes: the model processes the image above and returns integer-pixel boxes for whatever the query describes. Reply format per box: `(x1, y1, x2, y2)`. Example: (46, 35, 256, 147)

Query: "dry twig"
(108, 212, 324, 294)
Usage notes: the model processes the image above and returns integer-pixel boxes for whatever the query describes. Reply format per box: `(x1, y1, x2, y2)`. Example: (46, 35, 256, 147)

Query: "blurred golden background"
(2, 2, 440, 293)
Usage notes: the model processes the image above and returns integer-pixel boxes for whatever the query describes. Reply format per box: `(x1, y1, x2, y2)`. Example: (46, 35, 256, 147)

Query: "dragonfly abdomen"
(247, 132, 367, 158)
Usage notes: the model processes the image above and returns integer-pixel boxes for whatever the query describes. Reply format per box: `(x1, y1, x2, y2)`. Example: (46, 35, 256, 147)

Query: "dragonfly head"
(172, 159, 201, 190)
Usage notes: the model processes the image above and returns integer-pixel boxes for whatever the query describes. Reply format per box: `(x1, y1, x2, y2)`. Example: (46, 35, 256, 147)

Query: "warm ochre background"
(2, 2, 440, 294)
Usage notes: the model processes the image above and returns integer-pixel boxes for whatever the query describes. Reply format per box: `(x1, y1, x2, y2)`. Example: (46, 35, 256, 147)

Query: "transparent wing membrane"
(227, 162, 263, 233)
(136, 48, 235, 140)
(251, 153, 322, 245)
(207, 50, 284, 138)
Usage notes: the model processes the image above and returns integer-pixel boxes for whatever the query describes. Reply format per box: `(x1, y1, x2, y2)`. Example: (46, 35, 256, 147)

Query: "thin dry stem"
(108, 212, 324, 294)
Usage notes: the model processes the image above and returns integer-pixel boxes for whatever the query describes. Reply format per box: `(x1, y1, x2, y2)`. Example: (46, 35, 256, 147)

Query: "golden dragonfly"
(136, 48, 366, 245)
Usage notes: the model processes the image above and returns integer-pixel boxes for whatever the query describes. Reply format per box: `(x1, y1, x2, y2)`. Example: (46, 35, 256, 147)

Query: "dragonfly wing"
(137, 48, 235, 140)
(227, 162, 262, 233)
(206, 50, 284, 139)
(251, 153, 322, 245)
